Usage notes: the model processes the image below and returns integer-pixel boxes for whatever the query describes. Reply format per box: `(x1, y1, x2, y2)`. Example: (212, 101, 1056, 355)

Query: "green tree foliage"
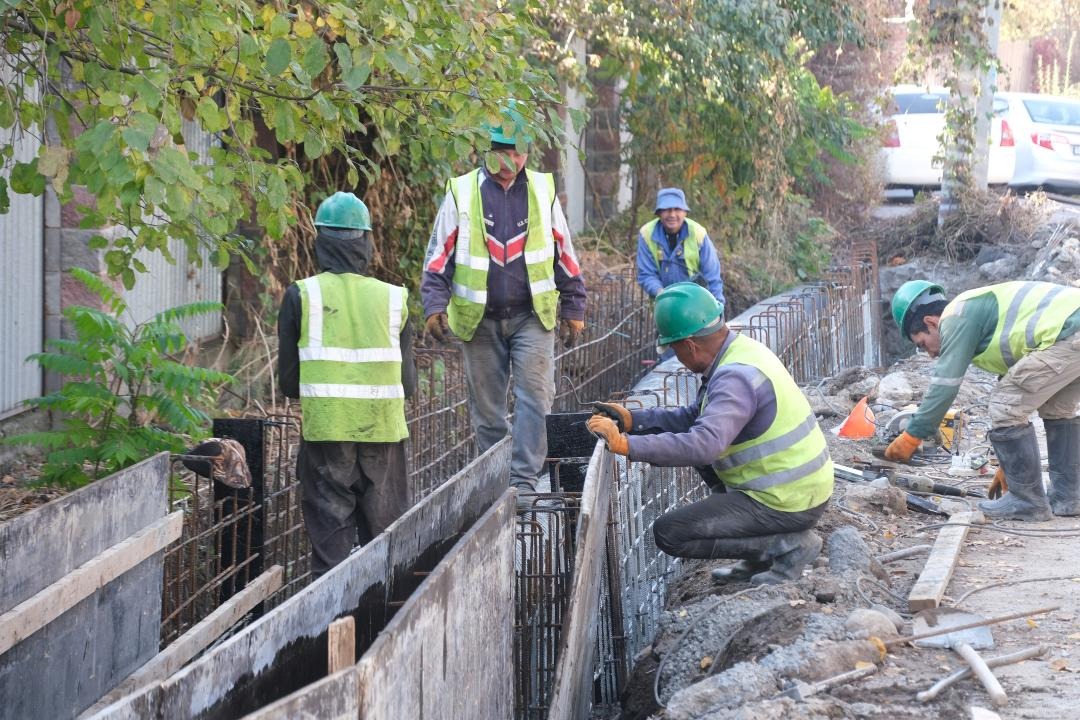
(551, 0, 868, 259)
(4, 267, 232, 487)
(0, 0, 564, 286)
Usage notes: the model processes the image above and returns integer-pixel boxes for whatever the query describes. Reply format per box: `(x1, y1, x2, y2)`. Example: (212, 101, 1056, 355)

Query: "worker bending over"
(587, 283, 833, 585)
(885, 280, 1080, 521)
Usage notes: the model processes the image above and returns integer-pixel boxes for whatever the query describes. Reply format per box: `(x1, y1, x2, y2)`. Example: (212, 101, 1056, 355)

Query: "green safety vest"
(944, 281, 1080, 376)
(445, 168, 560, 341)
(297, 273, 409, 443)
(640, 217, 707, 276)
(703, 334, 834, 512)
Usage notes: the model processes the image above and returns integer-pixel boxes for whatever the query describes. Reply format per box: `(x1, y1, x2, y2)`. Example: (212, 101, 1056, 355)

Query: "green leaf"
(300, 38, 329, 79)
(10, 159, 45, 195)
(121, 112, 158, 152)
(384, 49, 412, 77)
(265, 37, 292, 76)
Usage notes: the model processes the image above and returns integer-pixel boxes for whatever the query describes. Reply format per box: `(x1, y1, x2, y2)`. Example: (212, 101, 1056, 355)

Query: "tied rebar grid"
(160, 417, 311, 644)
(515, 496, 582, 720)
(732, 240, 881, 384)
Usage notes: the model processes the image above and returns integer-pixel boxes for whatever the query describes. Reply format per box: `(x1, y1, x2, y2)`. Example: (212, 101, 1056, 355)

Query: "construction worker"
(277, 192, 416, 578)
(636, 188, 725, 306)
(587, 283, 833, 585)
(421, 102, 587, 497)
(886, 280, 1080, 521)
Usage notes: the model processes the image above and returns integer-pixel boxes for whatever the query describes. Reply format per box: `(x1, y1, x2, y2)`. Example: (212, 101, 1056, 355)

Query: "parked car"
(880, 85, 1015, 189)
(998, 92, 1080, 191)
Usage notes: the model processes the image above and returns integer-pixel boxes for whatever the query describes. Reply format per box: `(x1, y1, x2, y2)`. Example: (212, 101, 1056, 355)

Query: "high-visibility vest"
(445, 168, 559, 341)
(297, 273, 409, 442)
(944, 281, 1080, 376)
(704, 334, 834, 512)
(639, 217, 707, 276)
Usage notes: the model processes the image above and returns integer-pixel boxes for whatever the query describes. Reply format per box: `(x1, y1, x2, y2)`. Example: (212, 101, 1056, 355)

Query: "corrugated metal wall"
(122, 119, 222, 340)
(0, 124, 43, 416)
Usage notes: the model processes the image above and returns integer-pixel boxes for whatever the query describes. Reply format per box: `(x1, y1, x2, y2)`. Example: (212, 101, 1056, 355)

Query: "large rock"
(843, 483, 908, 516)
(877, 372, 916, 404)
(1026, 233, 1080, 287)
(844, 608, 898, 639)
(827, 526, 889, 578)
(979, 256, 1017, 281)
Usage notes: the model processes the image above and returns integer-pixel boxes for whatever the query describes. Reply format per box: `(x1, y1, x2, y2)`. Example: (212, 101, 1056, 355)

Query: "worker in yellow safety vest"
(420, 101, 587, 499)
(885, 280, 1080, 522)
(277, 192, 416, 577)
(587, 283, 834, 585)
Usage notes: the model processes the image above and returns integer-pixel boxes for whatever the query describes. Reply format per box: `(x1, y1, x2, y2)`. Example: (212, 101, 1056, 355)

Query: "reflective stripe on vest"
(703, 334, 833, 512)
(639, 217, 706, 276)
(445, 168, 560, 341)
(297, 273, 409, 443)
(945, 281, 1080, 376)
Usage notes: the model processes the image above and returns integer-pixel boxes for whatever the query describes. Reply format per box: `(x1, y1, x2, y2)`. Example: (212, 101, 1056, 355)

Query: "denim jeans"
(462, 313, 555, 488)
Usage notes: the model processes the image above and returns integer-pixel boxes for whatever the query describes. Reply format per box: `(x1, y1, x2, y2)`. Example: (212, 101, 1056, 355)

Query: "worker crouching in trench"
(586, 283, 834, 585)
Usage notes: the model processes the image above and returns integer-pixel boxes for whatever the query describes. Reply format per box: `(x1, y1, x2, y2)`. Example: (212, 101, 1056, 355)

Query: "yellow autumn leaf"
(326, 16, 344, 33)
(193, 73, 206, 91)
(134, 0, 144, 8)
(142, 10, 153, 22)
(315, 16, 325, 28)
(854, 661, 874, 669)
(294, 20, 314, 38)
(1026, 617, 1039, 628)
(699, 656, 713, 670)
(1050, 659, 1070, 671)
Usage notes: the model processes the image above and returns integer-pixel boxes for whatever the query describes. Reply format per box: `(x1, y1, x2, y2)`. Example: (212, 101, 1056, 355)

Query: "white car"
(998, 92, 1080, 190)
(880, 85, 1015, 189)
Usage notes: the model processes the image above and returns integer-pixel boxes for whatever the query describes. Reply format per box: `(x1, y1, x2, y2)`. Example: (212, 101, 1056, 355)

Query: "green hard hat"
(486, 99, 533, 147)
(891, 279, 946, 339)
(314, 192, 371, 231)
(655, 282, 724, 346)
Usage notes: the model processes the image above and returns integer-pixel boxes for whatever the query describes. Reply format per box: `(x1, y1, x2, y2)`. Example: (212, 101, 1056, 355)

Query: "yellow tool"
(938, 409, 963, 454)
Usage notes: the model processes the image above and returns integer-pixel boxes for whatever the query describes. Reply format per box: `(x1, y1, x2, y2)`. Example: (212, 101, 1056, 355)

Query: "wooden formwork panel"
(355, 492, 516, 719)
(88, 439, 511, 720)
(0, 453, 170, 720)
(548, 443, 613, 720)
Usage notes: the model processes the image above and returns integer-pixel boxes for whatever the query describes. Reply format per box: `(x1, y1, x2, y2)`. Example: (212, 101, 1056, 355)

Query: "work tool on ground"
(911, 608, 1007, 707)
(917, 644, 1046, 703)
(885, 605, 1057, 649)
(773, 664, 879, 701)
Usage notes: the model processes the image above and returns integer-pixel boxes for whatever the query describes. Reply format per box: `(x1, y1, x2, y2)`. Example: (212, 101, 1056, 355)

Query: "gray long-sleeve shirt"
(627, 332, 778, 467)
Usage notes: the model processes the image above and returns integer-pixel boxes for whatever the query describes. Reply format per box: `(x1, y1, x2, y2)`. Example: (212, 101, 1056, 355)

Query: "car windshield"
(891, 92, 947, 115)
(1022, 99, 1080, 126)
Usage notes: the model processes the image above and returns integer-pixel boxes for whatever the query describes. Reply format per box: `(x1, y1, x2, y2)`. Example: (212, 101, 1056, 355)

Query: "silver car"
(1000, 92, 1080, 191)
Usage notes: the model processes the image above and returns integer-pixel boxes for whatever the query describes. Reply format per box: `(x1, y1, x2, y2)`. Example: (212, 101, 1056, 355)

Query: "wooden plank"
(0, 452, 169, 613)
(242, 668, 359, 720)
(79, 566, 284, 719)
(355, 492, 515, 720)
(0, 510, 182, 656)
(908, 511, 976, 612)
(548, 443, 613, 720)
(327, 616, 356, 674)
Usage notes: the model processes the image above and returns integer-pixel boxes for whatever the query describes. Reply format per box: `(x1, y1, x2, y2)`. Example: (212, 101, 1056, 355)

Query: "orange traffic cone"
(837, 396, 876, 439)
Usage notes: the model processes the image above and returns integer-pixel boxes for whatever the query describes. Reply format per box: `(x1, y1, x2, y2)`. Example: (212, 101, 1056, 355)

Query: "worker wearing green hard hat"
(885, 279, 1080, 522)
(421, 100, 587, 504)
(586, 282, 834, 586)
(277, 190, 417, 577)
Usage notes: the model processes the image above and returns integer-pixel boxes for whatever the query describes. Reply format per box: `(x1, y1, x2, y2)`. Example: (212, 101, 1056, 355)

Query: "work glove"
(883, 431, 922, 463)
(425, 312, 452, 344)
(586, 415, 629, 456)
(559, 318, 585, 348)
(987, 467, 1007, 500)
(592, 402, 632, 432)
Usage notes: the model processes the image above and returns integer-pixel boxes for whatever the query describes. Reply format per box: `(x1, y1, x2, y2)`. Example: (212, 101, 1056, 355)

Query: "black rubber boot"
(978, 423, 1052, 521)
(1045, 418, 1080, 517)
(749, 530, 823, 586)
(706, 536, 775, 583)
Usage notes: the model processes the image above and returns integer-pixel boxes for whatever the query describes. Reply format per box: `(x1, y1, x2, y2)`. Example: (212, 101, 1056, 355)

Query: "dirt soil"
(621, 214, 1080, 718)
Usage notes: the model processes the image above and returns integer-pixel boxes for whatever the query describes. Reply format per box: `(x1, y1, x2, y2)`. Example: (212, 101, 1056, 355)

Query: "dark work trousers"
(653, 486, 828, 558)
(297, 439, 410, 578)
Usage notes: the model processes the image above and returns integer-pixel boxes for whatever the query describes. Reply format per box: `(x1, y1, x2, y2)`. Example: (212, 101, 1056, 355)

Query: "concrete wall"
(0, 453, 170, 720)
(89, 439, 512, 720)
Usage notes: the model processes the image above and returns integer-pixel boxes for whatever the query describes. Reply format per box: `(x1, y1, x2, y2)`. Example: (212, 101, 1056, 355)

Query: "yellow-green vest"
(297, 273, 409, 443)
(944, 281, 1080, 376)
(640, 217, 707, 276)
(703, 334, 834, 512)
(445, 168, 560, 341)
